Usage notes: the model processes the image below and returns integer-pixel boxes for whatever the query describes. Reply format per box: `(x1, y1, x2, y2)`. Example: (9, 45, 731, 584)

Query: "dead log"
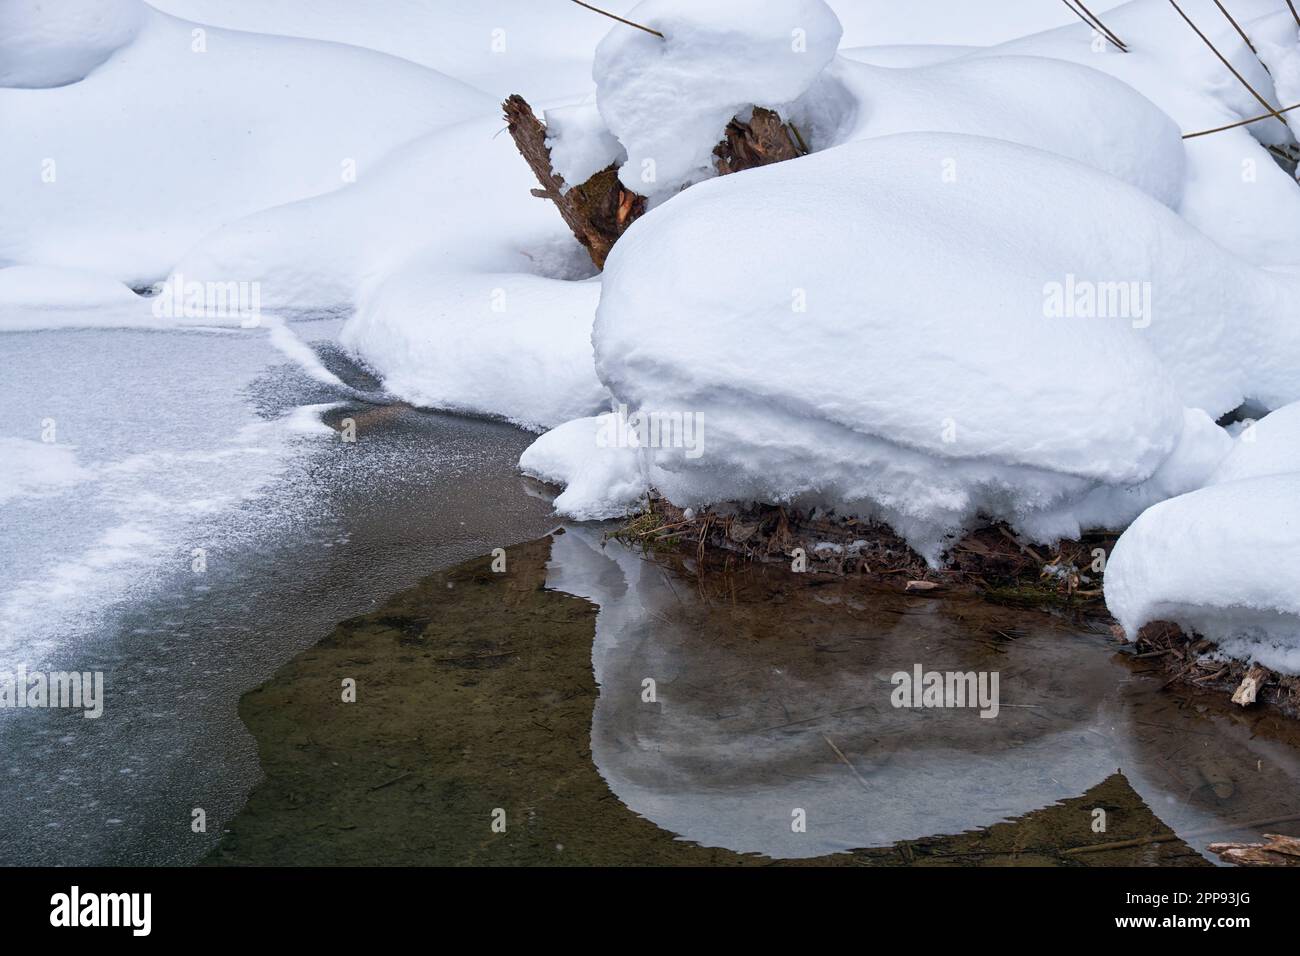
(714, 107, 806, 175)
(502, 94, 646, 270)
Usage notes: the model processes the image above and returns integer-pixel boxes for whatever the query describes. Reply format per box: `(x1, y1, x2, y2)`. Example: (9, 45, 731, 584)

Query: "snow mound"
(593, 0, 843, 198)
(175, 115, 607, 429)
(146, 0, 645, 101)
(1, 4, 492, 284)
(1016, 408, 1232, 544)
(342, 272, 607, 432)
(830, 0, 1125, 48)
(553, 131, 1294, 560)
(1105, 474, 1300, 674)
(0, 0, 144, 88)
(817, 53, 1186, 208)
(519, 414, 647, 519)
(1210, 401, 1300, 485)
(0, 265, 141, 313)
(992, 0, 1300, 272)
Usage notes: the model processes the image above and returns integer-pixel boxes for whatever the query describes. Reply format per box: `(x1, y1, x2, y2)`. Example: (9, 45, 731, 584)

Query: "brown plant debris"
(502, 94, 646, 270)
(1133, 621, 1300, 718)
(615, 495, 1113, 608)
(714, 107, 806, 175)
(1208, 832, 1300, 866)
(1231, 665, 1269, 707)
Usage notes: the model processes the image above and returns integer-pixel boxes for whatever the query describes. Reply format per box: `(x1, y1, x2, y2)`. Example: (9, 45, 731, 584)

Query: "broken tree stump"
(714, 107, 806, 176)
(502, 94, 646, 270)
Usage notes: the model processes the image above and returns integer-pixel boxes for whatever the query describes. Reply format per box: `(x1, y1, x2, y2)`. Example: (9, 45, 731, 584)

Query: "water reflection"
(547, 528, 1300, 861)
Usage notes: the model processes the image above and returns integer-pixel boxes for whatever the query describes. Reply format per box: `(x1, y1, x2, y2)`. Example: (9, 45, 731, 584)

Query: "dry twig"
(1169, 0, 1288, 132)
(569, 0, 664, 38)
(1059, 0, 1128, 51)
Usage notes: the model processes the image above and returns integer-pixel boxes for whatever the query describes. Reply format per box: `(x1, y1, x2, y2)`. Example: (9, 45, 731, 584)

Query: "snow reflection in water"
(547, 527, 1300, 861)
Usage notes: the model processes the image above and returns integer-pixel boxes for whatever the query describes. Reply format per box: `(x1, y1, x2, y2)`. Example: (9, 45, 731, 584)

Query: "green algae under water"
(209, 531, 1300, 866)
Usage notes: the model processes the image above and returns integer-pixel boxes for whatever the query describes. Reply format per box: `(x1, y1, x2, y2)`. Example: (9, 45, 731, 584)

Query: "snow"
(519, 413, 647, 519)
(342, 271, 608, 431)
(815, 54, 1187, 208)
(1210, 401, 1300, 485)
(0, 265, 142, 317)
(0, 0, 145, 88)
(1107, 399, 1300, 672)
(828, 0, 1126, 48)
(1255, 11, 1300, 139)
(1, 0, 491, 285)
(546, 103, 625, 190)
(145, 0, 644, 101)
(142, 0, 1103, 100)
(990, 0, 1300, 273)
(525, 130, 1289, 560)
(7, 0, 1300, 675)
(592, 0, 843, 199)
(172, 113, 608, 428)
(0, 438, 90, 505)
(1105, 475, 1300, 674)
(0, 327, 337, 666)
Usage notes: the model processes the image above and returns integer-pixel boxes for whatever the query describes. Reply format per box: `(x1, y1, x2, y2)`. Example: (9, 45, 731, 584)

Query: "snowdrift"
(0, 0, 491, 284)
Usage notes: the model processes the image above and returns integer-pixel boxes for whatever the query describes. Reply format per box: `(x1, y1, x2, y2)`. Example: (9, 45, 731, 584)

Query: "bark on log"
(714, 107, 806, 176)
(502, 94, 645, 270)
(1208, 832, 1300, 866)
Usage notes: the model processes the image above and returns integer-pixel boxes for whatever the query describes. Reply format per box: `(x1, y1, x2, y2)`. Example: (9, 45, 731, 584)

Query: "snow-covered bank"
(1106, 402, 1300, 675)
(508, 1, 1300, 698)
(9, 0, 1300, 679)
(1105, 475, 1300, 675)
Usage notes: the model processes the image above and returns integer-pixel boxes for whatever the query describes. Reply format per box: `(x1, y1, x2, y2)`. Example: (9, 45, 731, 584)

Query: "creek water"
(3, 328, 1297, 864)
(211, 527, 1300, 866)
(0, 324, 558, 864)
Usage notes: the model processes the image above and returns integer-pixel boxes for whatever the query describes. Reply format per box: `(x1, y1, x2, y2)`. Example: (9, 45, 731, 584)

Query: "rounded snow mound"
(1105, 474, 1300, 675)
(594, 0, 843, 198)
(585, 131, 1268, 558)
(0, 0, 145, 88)
(0, 264, 139, 309)
(0, 5, 494, 284)
(825, 53, 1188, 209)
(1210, 401, 1300, 487)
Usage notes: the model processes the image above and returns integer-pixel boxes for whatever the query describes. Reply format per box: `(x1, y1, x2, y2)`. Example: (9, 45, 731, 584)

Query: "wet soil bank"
(209, 533, 1300, 866)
